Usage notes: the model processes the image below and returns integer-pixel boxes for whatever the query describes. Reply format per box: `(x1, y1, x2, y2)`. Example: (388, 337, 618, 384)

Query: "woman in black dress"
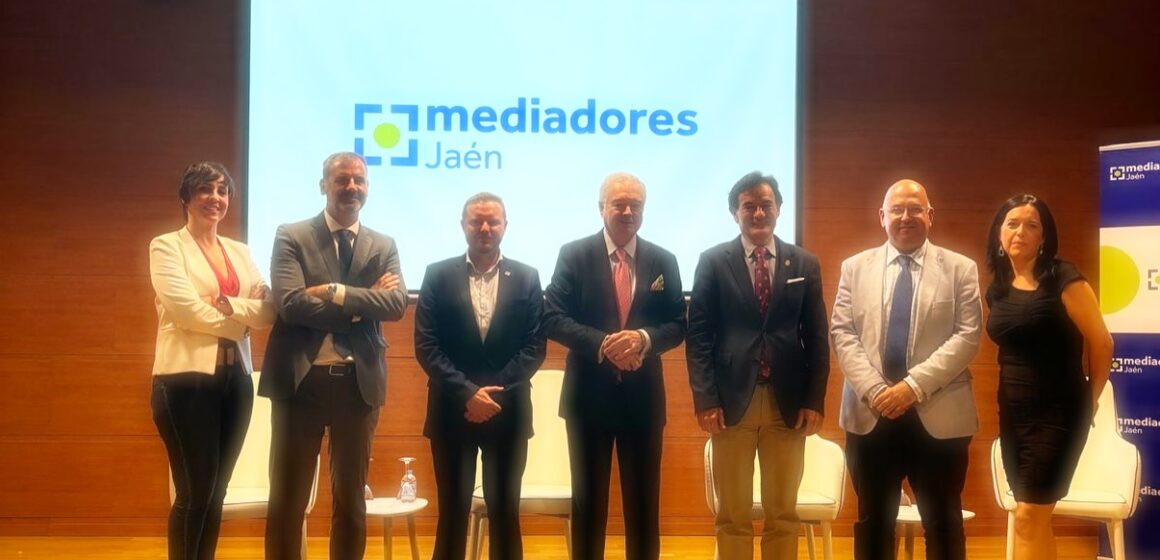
(984, 194, 1113, 560)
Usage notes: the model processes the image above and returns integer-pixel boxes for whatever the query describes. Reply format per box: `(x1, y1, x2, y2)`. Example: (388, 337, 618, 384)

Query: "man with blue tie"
(686, 171, 830, 560)
(831, 179, 982, 560)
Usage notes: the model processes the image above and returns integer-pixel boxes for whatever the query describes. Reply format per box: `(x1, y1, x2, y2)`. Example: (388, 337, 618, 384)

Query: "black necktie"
(883, 255, 913, 382)
(333, 230, 354, 358)
(336, 229, 354, 283)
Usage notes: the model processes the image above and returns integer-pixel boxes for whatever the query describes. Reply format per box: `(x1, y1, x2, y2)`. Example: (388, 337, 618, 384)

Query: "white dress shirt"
(466, 252, 502, 341)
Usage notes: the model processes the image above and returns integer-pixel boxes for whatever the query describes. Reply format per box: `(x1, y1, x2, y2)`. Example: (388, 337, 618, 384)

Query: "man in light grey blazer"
(260, 152, 408, 560)
(831, 179, 981, 560)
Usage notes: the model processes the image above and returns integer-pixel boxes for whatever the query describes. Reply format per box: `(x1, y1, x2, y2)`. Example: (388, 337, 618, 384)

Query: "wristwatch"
(326, 282, 338, 300)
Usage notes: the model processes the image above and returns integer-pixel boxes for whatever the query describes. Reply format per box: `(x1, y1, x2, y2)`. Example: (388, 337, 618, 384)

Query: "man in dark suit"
(260, 152, 408, 560)
(686, 171, 830, 560)
(543, 172, 687, 560)
(415, 192, 546, 560)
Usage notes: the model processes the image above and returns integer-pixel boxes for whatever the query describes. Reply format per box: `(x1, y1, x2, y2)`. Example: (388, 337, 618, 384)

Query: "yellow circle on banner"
(1099, 245, 1139, 314)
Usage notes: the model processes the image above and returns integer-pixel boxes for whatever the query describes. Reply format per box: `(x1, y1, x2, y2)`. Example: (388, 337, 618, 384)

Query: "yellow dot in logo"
(1099, 245, 1139, 314)
(373, 123, 401, 149)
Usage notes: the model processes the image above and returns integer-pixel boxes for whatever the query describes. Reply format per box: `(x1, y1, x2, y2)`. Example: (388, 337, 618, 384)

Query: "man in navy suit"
(415, 192, 547, 560)
(686, 171, 830, 560)
(543, 172, 687, 560)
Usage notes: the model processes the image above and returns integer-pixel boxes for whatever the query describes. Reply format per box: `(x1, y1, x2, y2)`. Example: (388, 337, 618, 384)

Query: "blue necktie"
(333, 230, 354, 358)
(883, 255, 912, 382)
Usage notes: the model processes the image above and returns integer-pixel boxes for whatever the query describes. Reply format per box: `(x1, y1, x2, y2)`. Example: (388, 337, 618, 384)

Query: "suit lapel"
(310, 214, 342, 282)
(764, 237, 790, 327)
(866, 244, 888, 351)
(915, 244, 944, 331)
(725, 237, 762, 322)
(178, 228, 219, 295)
(628, 238, 651, 325)
(457, 260, 486, 345)
(482, 259, 515, 346)
(590, 232, 619, 330)
(349, 226, 373, 281)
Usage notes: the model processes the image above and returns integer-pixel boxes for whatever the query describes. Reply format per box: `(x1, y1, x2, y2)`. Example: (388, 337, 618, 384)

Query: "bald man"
(830, 180, 982, 560)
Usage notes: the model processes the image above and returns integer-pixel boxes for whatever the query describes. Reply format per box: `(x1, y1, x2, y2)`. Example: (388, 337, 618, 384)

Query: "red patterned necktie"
(754, 248, 771, 380)
(614, 248, 632, 328)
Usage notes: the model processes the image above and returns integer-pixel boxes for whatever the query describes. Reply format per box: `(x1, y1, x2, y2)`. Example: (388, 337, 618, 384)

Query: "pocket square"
(650, 274, 665, 291)
(785, 277, 806, 284)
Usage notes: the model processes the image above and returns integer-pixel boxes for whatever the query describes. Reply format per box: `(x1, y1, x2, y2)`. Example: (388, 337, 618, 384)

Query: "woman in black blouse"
(984, 194, 1113, 560)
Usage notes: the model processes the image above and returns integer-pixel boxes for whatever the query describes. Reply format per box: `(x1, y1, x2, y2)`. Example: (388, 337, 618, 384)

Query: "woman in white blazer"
(149, 162, 274, 560)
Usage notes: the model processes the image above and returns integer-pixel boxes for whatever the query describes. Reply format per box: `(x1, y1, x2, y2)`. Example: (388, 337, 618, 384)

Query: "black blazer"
(686, 236, 830, 426)
(415, 255, 546, 439)
(543, 232, 687, 429)
(260, 213, 409, 407)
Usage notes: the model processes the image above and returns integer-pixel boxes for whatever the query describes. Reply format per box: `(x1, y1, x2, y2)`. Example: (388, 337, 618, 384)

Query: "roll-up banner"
(1100, 140, 1160, 557)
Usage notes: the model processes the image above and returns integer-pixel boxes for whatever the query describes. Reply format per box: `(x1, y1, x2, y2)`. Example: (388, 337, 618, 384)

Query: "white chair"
(169, 371, 321, 558)
(468, 369, 572, 560)
(990, 381, 1141, 560)
(703, 434, 846, 560)
(895, 488, 975, 560)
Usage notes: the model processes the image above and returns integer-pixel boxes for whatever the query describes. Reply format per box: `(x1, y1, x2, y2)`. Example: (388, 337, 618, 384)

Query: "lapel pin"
(504, 270, 510, 276)
(784, 259, 790, 267)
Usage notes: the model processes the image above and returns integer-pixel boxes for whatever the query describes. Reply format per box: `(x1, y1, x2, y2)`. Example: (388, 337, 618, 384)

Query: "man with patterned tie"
(686, 171, 830, 559)
(260, 152, 408, 560)
(543, 172, 687, 560)
(831, 179, 982, 560)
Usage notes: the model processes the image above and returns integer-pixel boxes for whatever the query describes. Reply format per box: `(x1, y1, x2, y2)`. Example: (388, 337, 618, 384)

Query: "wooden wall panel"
(2, 0, 1159, 539)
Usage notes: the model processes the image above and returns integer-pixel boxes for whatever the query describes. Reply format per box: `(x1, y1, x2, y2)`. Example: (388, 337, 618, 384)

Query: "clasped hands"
(871, 381, 918, 419)
(203, 282, 268, 316)
(465, 386, 504, 423)
(304, 271, 400, 301)
(602, 330, 645, 371)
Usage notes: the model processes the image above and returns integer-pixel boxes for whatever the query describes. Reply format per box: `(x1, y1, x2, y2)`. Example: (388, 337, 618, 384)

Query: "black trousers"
(151, 365, 253, 560)
(429, 430, 529, 560)
(566, 421, 664, 560)
(265, 366, 380, 560)
(846, 410, 972, 560)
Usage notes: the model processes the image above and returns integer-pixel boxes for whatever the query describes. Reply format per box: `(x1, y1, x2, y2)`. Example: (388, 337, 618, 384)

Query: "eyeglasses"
(739, 202, 776, 215)
(885, 205, 930, 218)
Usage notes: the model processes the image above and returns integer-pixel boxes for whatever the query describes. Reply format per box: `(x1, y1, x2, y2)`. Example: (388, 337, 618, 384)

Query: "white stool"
(366, 497, 428, 560)
(896, 500, 975, 560)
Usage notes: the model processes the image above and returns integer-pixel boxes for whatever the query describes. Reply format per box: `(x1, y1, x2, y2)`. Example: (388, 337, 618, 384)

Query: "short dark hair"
(728, 171, 782, 213)
(985, 194, 1061, 303)
(178, 162, 235, 216)
(461, 191, 506, 220)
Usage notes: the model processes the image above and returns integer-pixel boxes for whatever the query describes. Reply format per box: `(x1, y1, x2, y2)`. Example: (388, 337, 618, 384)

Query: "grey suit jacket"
(831, 241, 981, 438)
(259, 213, 408, 407)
